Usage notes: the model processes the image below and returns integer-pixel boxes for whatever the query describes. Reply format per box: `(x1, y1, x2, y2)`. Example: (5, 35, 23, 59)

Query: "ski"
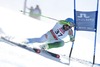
(0, 36, 68, 65)
(32, 48, 60, 58)
(1, 36, 100, 66)
(32, 48, 41, 53)
(44, 50, 60, 58)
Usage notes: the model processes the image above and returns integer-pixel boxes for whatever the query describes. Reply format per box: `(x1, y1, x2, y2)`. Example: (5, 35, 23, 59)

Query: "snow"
(0, 6, 100, 67)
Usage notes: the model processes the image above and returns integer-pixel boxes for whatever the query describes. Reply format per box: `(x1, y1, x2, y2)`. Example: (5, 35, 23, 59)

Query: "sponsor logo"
(77, 13, 94, 22)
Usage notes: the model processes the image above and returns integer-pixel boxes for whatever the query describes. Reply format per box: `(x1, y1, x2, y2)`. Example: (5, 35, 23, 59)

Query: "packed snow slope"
(0, 7, 100, 67)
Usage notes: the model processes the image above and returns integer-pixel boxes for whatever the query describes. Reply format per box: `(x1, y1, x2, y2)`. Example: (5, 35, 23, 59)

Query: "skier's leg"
(24, 31, 54, 44)
(40, 40, 64, 49)
(48, 40, 64, 49)
(25, 34, 47, 44)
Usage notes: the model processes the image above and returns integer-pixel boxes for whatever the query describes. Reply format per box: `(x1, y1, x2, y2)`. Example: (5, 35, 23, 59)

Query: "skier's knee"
(58, 41, 64, 47)
(47, 40, 64, 49)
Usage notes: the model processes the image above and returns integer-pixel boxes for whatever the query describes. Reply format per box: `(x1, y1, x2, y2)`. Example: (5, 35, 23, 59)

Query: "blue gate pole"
(69, 0, 76, 64)
(93, 0, 99, 65)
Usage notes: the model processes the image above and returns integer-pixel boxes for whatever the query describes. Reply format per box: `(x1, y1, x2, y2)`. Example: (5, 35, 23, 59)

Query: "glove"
(70, 35, 75, 42)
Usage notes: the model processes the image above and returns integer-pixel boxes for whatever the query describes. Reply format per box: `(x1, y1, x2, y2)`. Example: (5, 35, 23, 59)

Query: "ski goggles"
(65, 24, 72, 29)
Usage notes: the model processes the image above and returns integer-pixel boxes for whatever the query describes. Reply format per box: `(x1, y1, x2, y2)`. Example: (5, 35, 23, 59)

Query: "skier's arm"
(68, 29, 75, 42)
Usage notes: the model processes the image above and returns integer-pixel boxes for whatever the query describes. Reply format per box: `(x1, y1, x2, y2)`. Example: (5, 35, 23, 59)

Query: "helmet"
(65, 18, 74, 27)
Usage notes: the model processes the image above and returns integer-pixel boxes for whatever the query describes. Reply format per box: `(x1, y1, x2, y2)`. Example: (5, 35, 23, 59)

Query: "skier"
(32, 5, 41, 20)
(28, 6, 34, 18)
(28, 5, 41, 20)
(24, 18, 75, 50)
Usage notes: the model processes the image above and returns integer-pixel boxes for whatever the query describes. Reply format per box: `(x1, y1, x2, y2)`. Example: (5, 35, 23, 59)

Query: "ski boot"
(39, 44, 49, 50)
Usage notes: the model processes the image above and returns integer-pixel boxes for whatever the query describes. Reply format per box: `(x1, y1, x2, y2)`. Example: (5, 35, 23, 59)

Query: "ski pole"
(40, 15, 59, 21)
(20, 10, 59, 21)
